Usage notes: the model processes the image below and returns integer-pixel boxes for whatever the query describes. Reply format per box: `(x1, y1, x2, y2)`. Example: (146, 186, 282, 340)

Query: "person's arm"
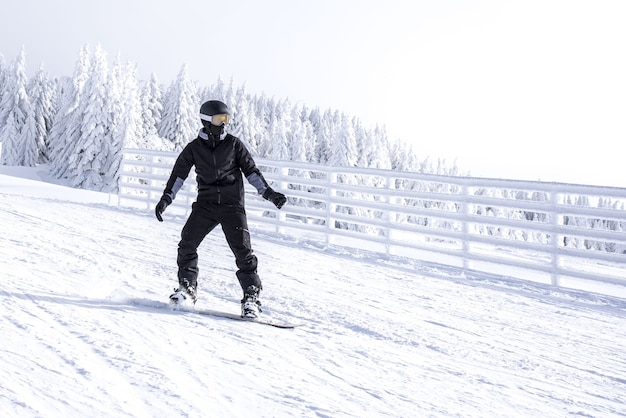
(155, 146, 195, 221)
(236, 138, 287, 209)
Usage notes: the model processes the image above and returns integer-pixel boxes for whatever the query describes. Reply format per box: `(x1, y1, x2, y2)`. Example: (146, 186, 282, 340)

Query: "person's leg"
(220, 207, 262, 292)
(177, 202, 218, 289)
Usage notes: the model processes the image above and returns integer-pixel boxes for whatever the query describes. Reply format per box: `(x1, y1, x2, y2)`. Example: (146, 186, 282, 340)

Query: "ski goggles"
(200, 113, 230, 126)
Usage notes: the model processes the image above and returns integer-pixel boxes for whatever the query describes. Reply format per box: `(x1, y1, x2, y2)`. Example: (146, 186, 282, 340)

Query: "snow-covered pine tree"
(159, 64, 199, 150)
(18, 103, 38, 167)
(312, 108, 332, 164)
(253, 95, 273, 157)
(222, 77, 237, 116)
(389, 139, 416, 172)
(141, 73, 166, 149)
(303, 109, 316, 155)
(111, 59, 143, 149)
(267, 98, 291, 160)
(354, 118, 369, 168)
(48, 45, 91, 179)
(228, 84, 260, 154)
(289, 103, 311, 162)
(309, 107, 330, 164)
(208, 76, 226, 103)
(366, 125, 392, 170)
(67, 45, 116, 190)
(0, 47, 36, 166)
(329, 112, 357, 167)
(300, 106, 315, 162)
(251, 94, 270, 157)
(0, 117, 23, 166)
(247, 96, 266, 156)
(0, 53, 8, 130)
(28, 64, 56, 163)
(104, 57, 146, 191)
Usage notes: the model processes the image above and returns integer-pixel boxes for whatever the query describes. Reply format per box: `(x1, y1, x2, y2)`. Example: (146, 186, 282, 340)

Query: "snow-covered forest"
(0, 45, 459, 192)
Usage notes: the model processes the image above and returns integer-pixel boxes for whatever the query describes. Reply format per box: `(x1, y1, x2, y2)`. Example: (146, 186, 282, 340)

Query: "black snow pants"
(177, 201, 261, 292)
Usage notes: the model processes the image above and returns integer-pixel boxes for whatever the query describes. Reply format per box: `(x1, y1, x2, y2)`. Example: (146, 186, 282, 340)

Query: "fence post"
(149, 153, 159, 210)
(277, 166, 289, 235)
(385, 173, 396, 256)
(461, 182, 471, 270)
(325, 170, 337, 247)
(550, 190, 560, 287)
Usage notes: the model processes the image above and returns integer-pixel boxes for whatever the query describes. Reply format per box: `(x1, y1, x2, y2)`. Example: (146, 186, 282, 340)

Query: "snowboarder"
(154, 100, 287, 318)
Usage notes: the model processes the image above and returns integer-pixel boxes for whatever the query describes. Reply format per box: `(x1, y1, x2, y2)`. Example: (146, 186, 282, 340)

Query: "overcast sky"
(2, 0, 625, 187)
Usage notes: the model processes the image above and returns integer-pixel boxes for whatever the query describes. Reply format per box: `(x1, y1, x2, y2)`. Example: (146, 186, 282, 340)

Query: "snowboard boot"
(241, 285, 262, 319)
(169, 278, 198, 305)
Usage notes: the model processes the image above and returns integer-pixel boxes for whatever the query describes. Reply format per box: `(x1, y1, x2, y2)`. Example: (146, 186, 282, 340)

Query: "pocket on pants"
(237, 226, 251, 248)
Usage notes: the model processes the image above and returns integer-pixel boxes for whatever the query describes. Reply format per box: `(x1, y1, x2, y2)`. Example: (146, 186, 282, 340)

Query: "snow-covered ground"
(1, 166, 626, 417)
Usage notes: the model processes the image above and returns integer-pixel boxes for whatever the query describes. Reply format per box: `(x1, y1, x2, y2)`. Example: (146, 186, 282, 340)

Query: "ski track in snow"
(1, 186, 626, 417)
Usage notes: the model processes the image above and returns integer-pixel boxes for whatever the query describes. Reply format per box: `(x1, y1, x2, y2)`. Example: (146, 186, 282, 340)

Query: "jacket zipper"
(212, 151, 221, 204)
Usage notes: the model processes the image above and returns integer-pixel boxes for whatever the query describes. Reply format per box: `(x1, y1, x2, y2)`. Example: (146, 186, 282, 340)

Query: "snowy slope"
(1, 168, 626, 418)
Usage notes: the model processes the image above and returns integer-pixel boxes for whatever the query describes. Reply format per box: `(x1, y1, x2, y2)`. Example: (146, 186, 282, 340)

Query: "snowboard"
(191, 307, 302, 329)
(166, 292, 301, 328)
(129, 298, 300, 328)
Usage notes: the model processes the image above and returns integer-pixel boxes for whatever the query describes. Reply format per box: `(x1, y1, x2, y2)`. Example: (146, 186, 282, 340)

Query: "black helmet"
(200, 100, 230, 126)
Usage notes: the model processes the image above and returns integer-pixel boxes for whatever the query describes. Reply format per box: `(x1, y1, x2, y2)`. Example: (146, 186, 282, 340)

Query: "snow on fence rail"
(119, 148, 626, 297)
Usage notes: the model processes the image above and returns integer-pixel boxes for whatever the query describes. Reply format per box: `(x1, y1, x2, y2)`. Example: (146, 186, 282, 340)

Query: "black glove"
(155, 194, 172, 222)
(262, 187, 286, 209)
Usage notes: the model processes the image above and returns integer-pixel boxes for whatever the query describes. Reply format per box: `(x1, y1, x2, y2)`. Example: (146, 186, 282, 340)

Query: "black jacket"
(164, 130, 268, 206)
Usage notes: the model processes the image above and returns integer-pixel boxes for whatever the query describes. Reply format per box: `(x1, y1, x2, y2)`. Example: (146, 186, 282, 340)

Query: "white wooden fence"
(119, 148, 626, 296)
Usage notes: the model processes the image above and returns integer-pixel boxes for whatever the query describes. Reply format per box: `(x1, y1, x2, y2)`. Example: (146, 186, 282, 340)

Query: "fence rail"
(119, 148, 626, 297)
